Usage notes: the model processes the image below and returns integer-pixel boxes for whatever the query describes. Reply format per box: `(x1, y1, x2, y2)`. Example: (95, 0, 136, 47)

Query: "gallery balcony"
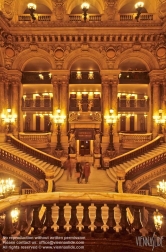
(22, 97, 53, 111)
(119, 71, 149, 84)
(118, 98, 149, 112)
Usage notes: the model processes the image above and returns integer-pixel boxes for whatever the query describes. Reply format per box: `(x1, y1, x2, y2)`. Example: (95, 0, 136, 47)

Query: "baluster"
(17, 207, 28, 236)
(52, 204, 59, 232)
(69, 204, 78, 234)
(101, 204, 109, 232)
(57, 204, 66, 235)
(145, 208, 156, 236)
(43, 204, 54, 235)
(94, 204, 104, 237)
(82, 204, 91, 236)
(106, 204, 116, 237)
(88, 203, 96, 231)
(119, 205, 130, 235)
(2, 209, 15, 236)
(132, 207, 143, 236)
(64, 203, 71, 232)
(31, 206, 42, 235)
(76, 203, 84, 233)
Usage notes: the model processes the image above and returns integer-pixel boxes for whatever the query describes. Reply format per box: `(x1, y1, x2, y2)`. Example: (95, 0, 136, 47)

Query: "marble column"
(10, 75, 20, 138)
(52, 75, 59, 135)
(0, 69, 7, 140)
(60, 75, 69, 137)
(152, 80, 161, 138)
(101, 76, 110, 136)
(111, 79, 118, 136)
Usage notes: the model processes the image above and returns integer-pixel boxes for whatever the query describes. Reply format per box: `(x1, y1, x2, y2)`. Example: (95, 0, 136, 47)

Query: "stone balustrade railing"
(119, 133, 152, 143)
(0, 148, 46, 180)
(120, 13, 154, 21)
(8, 134, 61, 167)
(0, 193, 165, 248)
(118, 99, 149, 111)
(109, 136, 161, 168)
(126, 151, 166, 180)
(19, 132, 51, 144)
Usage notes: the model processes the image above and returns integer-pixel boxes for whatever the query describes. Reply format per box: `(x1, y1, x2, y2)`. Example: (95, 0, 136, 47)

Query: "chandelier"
(0, 178, 15, 198)
(157, 179, 166, 198)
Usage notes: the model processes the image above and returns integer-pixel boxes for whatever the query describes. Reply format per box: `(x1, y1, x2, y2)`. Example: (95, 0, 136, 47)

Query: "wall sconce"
(76, 71, 82, 79)
(27, 3, 37, 21)
(88, 71, 94, 79)
(81, 2, 90, 22)
(153, 209, 163, 230)
(39, 73, 44, 80)
(135, 2, 144, 21)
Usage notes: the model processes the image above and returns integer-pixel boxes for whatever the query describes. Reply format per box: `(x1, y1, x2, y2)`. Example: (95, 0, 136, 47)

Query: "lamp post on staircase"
(54, 109, 66, 150)
(104, 109, 117, 151)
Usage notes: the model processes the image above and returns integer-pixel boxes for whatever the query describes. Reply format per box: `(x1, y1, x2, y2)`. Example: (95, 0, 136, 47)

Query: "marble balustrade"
(0, 192, 165, 239)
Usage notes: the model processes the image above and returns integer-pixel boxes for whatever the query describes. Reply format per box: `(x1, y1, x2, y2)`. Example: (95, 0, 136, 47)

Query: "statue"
(94, 130, 101, 154)
(68, 130, 76, 154)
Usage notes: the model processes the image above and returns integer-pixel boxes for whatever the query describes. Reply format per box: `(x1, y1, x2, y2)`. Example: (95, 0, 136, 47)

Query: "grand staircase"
(106, 142, 166, 186)
(55, 165, 115, 192)
(0, 142, 64, 182)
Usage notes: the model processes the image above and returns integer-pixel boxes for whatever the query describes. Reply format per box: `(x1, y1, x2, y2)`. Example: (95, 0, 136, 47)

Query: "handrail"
(126, 152, 166, 180)
(0, 192, 165, 212)
(109, 136, 162, 168)
(7, 134, 61, 167)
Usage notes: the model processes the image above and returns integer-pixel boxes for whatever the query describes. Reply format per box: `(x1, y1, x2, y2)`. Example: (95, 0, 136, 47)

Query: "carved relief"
(105, 0, 117, 20)
(2, 0, 15, 20)
(52, 0, 66, 20)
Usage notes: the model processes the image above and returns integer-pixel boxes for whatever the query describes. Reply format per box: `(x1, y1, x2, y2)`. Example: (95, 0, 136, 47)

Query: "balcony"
(69, 71, 101, 84)
(69, 98, 101, 112)
(118, 98, 149, 112)
(22, 97, 53, 111)
(119, 71, 149, 84)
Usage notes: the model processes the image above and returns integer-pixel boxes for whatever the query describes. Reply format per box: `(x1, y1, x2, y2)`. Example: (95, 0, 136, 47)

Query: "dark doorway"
(36, 116, 40, 131)
(120, 116, 126, 131)
(79, 140, 90, 155)
(130, 116, 134, 131)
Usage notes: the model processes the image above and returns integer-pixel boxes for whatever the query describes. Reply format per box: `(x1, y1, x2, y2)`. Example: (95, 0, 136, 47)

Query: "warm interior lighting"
(0, 178, 15, 197)
(88, 71, 94, 79)
(157, 179, 166, 196)
(39, 73, 44, 80)
(27, 3, 36, 21)
(54, 109, 66, 124)
(11, 208, 19, 223)
(135, 2, 144, 21)
(153, 209, 163, 230)
(81, 2, 90, 21)
(76, 71, 82, 79)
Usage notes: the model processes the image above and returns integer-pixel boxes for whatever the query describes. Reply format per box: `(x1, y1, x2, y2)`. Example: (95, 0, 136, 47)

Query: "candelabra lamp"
(104, 109, 117, 151)
(153, 109, 166, 134)
(157, 179, 166, 199)
(1, 108, 17, 133)
(27, 3, 36, 21)
(0, 178, 15, 198)
(81, 2, 90, 21)
(54, 109, 66, 150)
(135, 2, 144, 21)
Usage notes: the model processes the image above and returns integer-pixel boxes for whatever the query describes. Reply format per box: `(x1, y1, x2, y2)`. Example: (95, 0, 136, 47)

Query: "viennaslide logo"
(136, 232, 163, 251)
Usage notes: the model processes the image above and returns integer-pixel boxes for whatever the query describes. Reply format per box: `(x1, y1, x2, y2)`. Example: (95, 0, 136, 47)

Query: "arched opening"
(68, 58, 101, 160)
(22, 58, 53, 135)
